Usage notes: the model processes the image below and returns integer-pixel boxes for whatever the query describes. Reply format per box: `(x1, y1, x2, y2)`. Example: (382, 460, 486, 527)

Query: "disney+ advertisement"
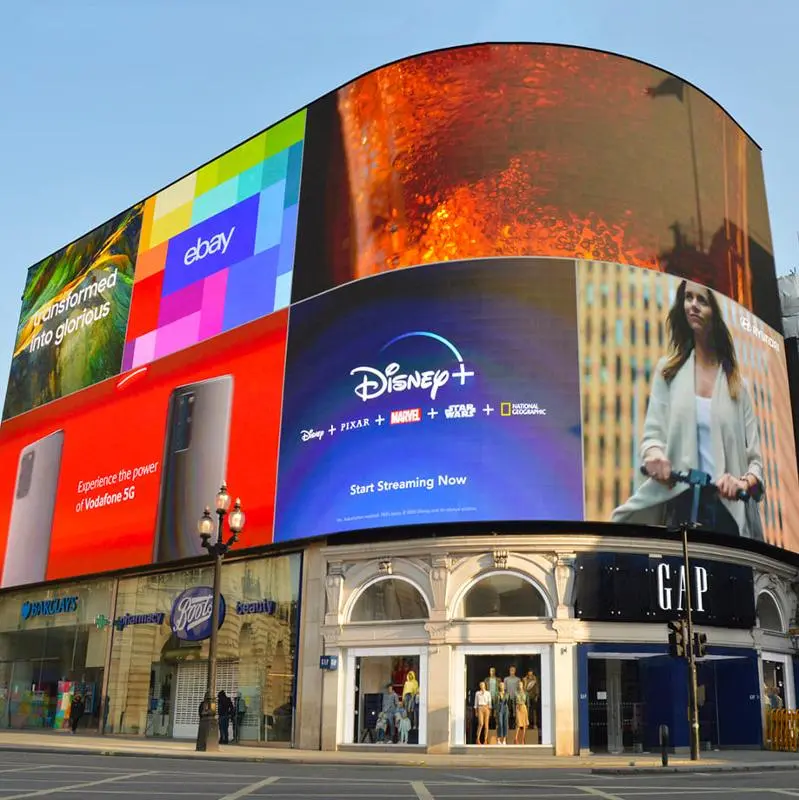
(274, 258, 584, 541)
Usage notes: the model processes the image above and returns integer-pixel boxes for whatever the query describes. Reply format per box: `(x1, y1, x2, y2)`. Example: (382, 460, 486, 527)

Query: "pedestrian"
(233, 693, 247, 743)
(70, 693, 85, 734)
(217, 690, 232, 744)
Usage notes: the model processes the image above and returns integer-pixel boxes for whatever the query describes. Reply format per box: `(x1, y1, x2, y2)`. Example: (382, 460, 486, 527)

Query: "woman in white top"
(473, 681, 492, 745)
(613, 280, 764, 538)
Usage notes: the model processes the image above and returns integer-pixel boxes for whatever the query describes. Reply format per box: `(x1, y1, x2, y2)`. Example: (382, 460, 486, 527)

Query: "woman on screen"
(612, 280, 764, 538)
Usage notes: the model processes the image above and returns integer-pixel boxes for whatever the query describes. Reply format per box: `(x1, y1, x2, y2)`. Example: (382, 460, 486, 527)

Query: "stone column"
(424, 623, 452, 753)
(320, 648, 341, 751)
(552, 627, 578, 756)
(295, 544, 327, 750)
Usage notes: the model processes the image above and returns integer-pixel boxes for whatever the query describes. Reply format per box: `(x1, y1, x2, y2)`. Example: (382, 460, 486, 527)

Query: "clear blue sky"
(2, 0, 797, 404)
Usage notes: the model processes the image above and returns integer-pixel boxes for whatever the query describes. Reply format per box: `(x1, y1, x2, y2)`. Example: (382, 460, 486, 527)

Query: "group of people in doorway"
(473, 666, 539, 745)
(198, 691, 247, 744)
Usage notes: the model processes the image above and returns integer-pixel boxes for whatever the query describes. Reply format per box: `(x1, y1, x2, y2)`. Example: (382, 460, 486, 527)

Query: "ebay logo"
(163, 195, 259, 295)
(183, 227, 235, 266)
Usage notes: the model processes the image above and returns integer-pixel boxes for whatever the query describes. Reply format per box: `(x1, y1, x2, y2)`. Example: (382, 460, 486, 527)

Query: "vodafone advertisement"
(0, 312, 286, 588)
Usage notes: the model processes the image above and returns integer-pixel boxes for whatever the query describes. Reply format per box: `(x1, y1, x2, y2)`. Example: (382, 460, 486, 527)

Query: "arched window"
(459, 573, 548, 618)
(756, 592, 784, 632)
(349, 579, 429, 622)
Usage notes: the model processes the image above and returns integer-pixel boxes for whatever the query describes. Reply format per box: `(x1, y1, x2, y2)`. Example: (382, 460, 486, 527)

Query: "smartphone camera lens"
(16, 451, 34, 499)
(174, 392, 195, 452)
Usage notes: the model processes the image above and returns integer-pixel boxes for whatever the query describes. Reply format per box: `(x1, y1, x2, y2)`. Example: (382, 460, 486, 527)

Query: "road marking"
(0, 770, 156, 799)
(769, 790, 799, 796)
(218, 775, 280, 800)
(0, 767, 51, 775)
(411, 781, 435, 800)
(577, 786, 624, 800)
(440, 771, 489, 783)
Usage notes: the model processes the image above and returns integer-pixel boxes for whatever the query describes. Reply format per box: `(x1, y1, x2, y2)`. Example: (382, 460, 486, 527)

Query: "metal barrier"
(765, 708, 799, 751)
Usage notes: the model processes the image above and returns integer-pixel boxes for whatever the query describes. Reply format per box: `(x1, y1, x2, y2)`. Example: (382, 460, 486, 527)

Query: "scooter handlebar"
(638, 465, 749, 502)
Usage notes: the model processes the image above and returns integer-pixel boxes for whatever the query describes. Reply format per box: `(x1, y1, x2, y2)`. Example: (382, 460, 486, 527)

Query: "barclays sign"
(170, 587, 226, 642)
(21, 596, 78, 620)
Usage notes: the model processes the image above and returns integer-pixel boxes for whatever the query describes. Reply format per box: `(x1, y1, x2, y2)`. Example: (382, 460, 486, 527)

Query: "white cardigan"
(611, 351, 764, 537)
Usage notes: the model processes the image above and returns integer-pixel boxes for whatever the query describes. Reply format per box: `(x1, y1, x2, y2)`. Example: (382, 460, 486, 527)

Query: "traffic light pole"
(681, 522, 700, 762)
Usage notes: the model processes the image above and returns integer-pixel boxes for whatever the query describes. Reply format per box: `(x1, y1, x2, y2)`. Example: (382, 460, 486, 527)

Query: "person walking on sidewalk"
(217, 691, 233, 744)
(70, 694, 85, 734)
(233, 693, 247, 743)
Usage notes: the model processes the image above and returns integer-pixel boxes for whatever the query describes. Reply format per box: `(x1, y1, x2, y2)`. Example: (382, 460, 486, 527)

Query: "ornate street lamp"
(195, 482, 245, 752)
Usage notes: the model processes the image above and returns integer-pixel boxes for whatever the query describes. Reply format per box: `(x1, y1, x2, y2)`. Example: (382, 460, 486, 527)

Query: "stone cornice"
(320, 533, 796, 579)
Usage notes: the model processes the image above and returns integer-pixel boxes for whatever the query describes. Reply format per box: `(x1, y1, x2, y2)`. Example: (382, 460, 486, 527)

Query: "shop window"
(465, 655, 542, 745)
(756, 593, 783, 632)
(353, 655, 422, 744)
(459, 574, 548, 618)
(763, 661, 786, 709)
(0, 578, 114, 734)
(106, 553, 301, 745)
(349, 579, 428, 622)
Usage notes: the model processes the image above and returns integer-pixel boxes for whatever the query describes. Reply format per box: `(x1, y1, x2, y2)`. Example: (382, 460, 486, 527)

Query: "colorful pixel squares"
(123, 110, 306, 370)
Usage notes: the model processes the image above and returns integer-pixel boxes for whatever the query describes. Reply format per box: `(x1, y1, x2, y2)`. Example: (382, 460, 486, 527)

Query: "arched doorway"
(342, 577, 431, 747)
(451, 571, 552, 748)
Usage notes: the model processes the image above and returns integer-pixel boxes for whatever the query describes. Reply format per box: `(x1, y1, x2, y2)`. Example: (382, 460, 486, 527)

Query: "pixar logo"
(183, 226, 235, 266)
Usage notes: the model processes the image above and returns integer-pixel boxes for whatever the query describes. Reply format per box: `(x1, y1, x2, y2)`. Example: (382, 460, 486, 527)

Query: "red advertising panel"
(0, 311, 286, 587)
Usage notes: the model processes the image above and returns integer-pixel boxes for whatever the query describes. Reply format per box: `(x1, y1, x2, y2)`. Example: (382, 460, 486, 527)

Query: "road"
(0, 751, 798, 798)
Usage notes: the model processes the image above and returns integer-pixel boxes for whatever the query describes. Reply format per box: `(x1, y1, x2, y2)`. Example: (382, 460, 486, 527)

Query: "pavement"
(0, 730, 798, 774)
(3, 750, 799, 798)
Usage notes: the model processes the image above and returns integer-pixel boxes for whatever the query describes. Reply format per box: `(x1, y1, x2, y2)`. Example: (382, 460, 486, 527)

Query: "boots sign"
(573, 552, 755, 628)
(656, 562, 708, 612)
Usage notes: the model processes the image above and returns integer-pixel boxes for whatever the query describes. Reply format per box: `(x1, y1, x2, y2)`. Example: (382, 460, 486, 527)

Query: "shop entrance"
(0, 626, 105, 732)
(452, 645, 551, 748)
(171, 660, 239, 740)
(763, 660, 787, 709)
(587, 658, 644, 753)
(464, 654, 542, 745)
(582, 649, 763, 752)
(353, 655, 421, 744)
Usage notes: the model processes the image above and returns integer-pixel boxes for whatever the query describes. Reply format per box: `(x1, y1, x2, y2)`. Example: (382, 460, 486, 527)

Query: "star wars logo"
(444, 403, 476, 419)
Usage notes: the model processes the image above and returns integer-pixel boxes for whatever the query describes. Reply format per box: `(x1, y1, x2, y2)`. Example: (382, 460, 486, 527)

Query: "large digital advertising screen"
(4, 205, 144, 420)
(0, 43, 794, 592)
(3, 111, 306, 421)
(577, 260, 799, 551)
(275, 258, 584, 540)
(0, 311, 287, 588)
(274, 257, 799, 550)
(124, 110, 305, 372)
(293, 44, 779, 330)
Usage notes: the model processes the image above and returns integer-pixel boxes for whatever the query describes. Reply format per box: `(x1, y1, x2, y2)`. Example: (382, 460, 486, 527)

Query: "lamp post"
(195, 482, 245, 753)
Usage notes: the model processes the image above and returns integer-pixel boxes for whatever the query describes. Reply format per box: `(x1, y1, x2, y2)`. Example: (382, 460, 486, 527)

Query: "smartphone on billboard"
(153, 377, 233, 563)
(1, 430, 65, 588)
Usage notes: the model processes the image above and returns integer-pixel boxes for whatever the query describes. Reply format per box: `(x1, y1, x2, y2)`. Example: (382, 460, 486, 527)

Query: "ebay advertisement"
(274, 258, 585, 541)
(124, 110, 305, 372)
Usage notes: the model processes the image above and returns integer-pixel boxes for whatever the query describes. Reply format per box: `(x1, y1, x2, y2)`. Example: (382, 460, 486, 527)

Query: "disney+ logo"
(350, 331, 475, 403)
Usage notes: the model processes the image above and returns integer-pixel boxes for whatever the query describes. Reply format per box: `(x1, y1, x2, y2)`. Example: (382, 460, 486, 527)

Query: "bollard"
(659, 724, 669, 767)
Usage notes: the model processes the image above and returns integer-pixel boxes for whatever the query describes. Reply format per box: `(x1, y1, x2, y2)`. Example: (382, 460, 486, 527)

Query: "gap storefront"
(0, 552, 301, 744)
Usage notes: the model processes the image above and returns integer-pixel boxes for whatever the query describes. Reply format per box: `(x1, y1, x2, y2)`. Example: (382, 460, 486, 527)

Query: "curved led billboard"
(0, 43, 794, 590)
(275, 257, 798, 551)
(292, 44, 778, 329)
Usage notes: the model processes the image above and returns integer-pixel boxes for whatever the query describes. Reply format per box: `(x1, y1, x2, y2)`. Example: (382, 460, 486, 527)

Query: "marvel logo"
(390, 408, 422, 425)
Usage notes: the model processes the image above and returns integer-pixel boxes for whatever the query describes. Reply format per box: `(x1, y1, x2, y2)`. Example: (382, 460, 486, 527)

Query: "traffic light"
(694, 631, 708, 659)
(667, 619, 687, 658)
